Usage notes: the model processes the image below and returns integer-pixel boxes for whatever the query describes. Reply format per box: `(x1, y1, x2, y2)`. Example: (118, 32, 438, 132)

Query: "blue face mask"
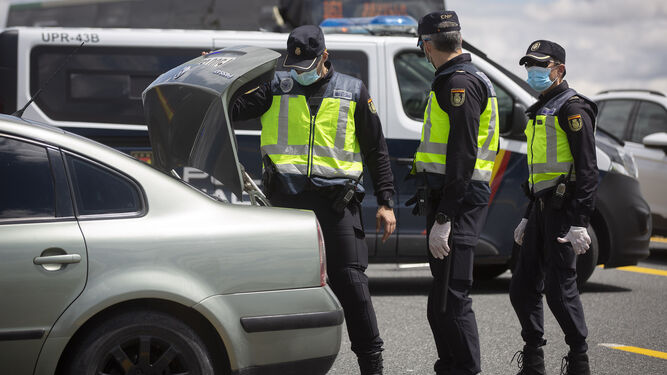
(290, 68, 321, 86)
(526, 66, 555, 92)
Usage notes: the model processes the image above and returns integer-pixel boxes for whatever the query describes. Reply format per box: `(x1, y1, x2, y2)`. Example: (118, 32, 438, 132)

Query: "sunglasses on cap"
(418, 37, 432, 52)
(524, 60, 562, 68)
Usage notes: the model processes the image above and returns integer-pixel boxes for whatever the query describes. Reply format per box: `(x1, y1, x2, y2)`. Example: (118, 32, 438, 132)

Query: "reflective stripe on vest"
(260, 72, 363, 180)
(413, 84, 499, 182)
(525, 114, 575, 192)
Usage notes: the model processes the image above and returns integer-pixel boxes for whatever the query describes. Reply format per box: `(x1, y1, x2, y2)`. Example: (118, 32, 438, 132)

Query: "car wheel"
(64, 309, 215, 375)
(473, 264, 508, 280)
(576, 225, 599, 290)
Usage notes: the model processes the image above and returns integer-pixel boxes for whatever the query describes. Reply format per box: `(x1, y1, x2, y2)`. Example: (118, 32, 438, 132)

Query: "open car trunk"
(142, 45, 279, 204)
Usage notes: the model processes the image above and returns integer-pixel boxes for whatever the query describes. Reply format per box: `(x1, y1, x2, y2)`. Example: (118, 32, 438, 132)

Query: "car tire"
(473, 264, 508, 280)
(576, 225, 599, 290)
(63, 309, 215, 375)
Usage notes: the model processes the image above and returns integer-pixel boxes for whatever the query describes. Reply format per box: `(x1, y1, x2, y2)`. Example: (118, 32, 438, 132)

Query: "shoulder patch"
(568, 114, 583, 132)
(451, 88, 465, 107)
(367, 98, 377, 114)
(279, 77, 293, 93)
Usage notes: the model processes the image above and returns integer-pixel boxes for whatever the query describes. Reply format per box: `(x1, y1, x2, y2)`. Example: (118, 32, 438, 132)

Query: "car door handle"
(33, 254, 82, 265)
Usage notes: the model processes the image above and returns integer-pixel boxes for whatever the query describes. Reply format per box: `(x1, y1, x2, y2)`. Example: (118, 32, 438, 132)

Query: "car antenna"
(12, 41, 85, 118)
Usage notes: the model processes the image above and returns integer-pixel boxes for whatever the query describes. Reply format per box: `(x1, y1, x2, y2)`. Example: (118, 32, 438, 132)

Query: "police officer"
(509, 40, 598, 375)
(231, 25, 396, 375)
(410, 11, 499, 375)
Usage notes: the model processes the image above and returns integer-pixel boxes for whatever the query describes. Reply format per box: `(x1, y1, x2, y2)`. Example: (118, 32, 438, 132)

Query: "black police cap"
(283, 25, 325, 71)
(417, 11, 461, 37)
(519, 40, 566, 66)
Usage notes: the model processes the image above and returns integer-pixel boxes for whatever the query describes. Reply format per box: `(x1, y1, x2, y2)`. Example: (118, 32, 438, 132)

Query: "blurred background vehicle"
(592, 89, 667, 247)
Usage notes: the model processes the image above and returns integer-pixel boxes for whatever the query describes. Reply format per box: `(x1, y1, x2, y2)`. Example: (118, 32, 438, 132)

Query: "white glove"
(514, 218, 528, 245)
(557, 226, 591, 255)
(429, 221, 451, 259)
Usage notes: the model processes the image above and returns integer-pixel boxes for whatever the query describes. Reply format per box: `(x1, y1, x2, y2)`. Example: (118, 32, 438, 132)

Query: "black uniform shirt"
(431, 53, 490, 218)
(525, 81, 598, 227)
(231, 62, 395, 206)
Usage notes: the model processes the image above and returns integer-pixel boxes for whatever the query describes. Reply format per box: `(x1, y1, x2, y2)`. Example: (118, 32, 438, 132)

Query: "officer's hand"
(514, 218, 528, 245)
(201, 51, 209, 56)
(376, 206, 396, 243)
(429, 221, 451, 259)
(557, 226, 591, 255)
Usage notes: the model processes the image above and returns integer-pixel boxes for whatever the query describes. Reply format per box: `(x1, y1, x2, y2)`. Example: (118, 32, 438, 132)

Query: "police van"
(0, 18, 651, 284)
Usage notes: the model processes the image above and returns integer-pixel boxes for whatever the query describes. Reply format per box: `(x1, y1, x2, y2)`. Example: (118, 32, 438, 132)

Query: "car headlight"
(610, 148, 639, 179)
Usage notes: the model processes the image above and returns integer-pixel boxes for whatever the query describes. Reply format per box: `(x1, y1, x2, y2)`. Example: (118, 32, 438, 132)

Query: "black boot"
(561, 351, 590, 375)
(357, 351, 383, 375)
(512, 345, 546, 375)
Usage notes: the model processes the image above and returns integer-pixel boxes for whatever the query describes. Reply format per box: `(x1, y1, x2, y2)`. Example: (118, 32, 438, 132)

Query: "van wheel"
(64, 309, 214, 375)
(473, 264, 508, 280)
(576, 225, 599, 290)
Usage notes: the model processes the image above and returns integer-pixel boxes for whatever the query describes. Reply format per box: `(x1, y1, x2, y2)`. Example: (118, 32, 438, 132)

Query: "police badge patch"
(280, 78, 293, 93)
(568, 114, 583, 132)
(451, 88, 465, 107)
(368, 98, 377, 114)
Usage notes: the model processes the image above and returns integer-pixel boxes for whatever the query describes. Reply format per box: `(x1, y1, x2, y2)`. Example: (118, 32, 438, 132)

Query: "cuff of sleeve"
(572, 214, 590, 228)
(376, 190, 394, 206)
(437, 199, 458, 219)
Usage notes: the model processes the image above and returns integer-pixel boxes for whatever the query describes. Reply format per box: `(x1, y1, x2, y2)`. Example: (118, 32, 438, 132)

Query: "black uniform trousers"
(270, 190, 384, 356)
(426, 191, 486, 375)
(509, 196, 588, 353)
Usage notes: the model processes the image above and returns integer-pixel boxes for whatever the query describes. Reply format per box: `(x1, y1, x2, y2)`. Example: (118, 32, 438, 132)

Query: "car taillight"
(317, 220, 327, 286)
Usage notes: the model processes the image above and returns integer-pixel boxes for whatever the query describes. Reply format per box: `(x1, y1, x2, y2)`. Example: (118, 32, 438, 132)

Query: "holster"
(332, 179, 357, 213)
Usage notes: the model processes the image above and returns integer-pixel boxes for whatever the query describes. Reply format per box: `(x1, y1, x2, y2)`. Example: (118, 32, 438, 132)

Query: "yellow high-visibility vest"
(260, 71, 363, 180)
(525, 88, 583, 193)
(412, 64, 499, 183)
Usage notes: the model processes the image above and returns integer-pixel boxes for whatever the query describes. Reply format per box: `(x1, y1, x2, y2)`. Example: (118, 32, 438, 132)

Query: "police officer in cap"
(509, 40, 597, 375)
(409, 10, 499, 375)
(231, 25, 396, 375)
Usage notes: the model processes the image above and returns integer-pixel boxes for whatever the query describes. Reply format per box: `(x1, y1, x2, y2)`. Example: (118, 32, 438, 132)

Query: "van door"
(383, 44, 434, 259)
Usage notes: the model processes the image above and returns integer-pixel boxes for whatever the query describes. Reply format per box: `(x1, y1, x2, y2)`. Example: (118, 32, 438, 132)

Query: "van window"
(394, 51, 434, 120)
(31, 46, 202, 125)
(394, 50, 515, 132)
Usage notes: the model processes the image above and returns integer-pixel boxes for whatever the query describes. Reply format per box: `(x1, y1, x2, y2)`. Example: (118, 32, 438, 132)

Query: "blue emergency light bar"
(320, 15, 418, 36)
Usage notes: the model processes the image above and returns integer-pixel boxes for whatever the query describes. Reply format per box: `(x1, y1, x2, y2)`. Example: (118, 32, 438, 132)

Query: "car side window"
(65, 154, 142, 216)
(630, 101, 667, 143)
(394, 51, 514, 130)
(394, 51, 434, 120)
(0, 136, 55, 219)
(596, 99, 635, 140)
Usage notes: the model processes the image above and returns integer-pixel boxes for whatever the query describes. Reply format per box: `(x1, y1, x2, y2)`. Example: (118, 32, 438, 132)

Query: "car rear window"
(65, 154, 143, 216)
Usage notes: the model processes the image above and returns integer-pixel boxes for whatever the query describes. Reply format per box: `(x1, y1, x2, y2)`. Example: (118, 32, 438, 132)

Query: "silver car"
(0, 45, 342, 375)
(592, 89, 667, 239)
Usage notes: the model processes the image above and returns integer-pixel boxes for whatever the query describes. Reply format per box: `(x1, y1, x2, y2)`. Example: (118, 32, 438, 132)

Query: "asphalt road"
(327, 250, 667, 375)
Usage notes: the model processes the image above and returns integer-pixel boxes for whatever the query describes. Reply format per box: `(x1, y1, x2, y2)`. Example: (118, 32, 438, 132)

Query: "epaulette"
(568, 95, 581, 102)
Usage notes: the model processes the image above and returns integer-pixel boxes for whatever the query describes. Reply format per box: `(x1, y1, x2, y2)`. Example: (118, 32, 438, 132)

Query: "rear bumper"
(596, 172, 651, 267)
(194, 286, 342, 374)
